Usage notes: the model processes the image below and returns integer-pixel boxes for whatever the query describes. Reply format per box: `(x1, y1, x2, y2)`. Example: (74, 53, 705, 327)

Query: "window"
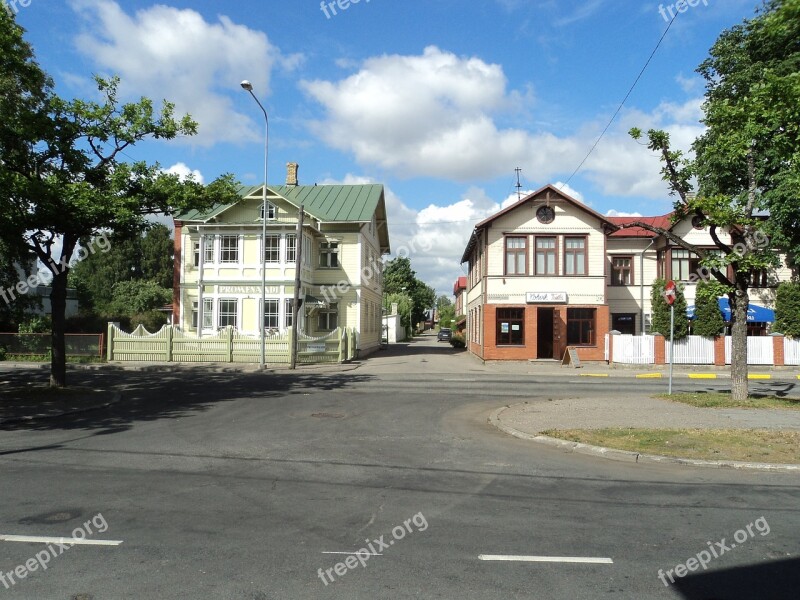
(505, 237, 527, 275)
(303, 236, 312, 267)
(611, 256, 633, 286)
(564, 237, 586, 275)
(612, 313, 636, 335)
(264, 234, 280, 263)
(286, 234, 297, 263)
(260, 203, 276, 220)
(535, 237, 557, 275)
(191, 298, 213, 329)
(671, 249, 693, 281)
(320, 242, 339, 268)
(496, 308, 524, 346)
(749, 268, 770, 288)
(218, 299, 238, 328)
(567, 308, 595, 346)
(318, 302, 338, 330)
(285, 298, 295, 328)
(193, 238, 214, 266)
(204, 237, 214, 264)
(219, 236, 239, 264)
(263, 299, 279, 329)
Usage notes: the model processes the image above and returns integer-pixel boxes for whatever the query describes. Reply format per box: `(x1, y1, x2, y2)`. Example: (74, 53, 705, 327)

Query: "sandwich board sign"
(561, 347, 582, 368)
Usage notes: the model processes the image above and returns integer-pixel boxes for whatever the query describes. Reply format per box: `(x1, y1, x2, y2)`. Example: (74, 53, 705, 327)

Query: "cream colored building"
(462, 184, 791, 362)
(172, 164, 390, 356)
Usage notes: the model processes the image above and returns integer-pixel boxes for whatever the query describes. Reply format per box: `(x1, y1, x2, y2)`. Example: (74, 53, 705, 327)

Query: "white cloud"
(70, 0, 303, 146)
(553, 181, 585, 203)
(165, 162, 205, 184)
(606, 209, 643, 217)
(301, 47, 705, 200)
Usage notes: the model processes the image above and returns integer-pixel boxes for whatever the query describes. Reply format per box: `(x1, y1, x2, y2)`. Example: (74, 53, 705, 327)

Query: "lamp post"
(240, 80, 269, 370)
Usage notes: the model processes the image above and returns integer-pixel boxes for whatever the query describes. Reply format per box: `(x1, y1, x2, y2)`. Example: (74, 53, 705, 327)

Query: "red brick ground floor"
(469, 304, 610, 362)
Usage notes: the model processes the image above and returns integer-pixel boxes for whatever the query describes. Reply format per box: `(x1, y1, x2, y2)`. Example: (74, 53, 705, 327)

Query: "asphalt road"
(0, 338, 798, 599)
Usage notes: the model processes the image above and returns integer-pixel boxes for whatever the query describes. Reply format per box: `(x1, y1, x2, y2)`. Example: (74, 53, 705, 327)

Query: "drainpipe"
(640, 238, 655, 335)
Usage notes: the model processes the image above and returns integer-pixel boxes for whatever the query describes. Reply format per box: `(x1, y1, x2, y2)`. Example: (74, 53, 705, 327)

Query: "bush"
(129, 310, 168, 332)
(774, 281, 800, 337)
(449, 334, 466, 349)
(0, 346, 6, 361)
(692, 280, 727, 337)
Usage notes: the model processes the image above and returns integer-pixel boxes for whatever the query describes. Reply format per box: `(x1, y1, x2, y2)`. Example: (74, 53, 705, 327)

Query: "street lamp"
(241, 80, 269, 370)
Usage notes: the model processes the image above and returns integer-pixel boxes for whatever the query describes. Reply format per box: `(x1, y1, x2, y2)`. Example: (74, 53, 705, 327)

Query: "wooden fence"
(107, 324, 357, 364)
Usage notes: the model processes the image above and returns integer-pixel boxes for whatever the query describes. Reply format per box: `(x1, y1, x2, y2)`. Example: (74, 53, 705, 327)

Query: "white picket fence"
(785, 337, 800, 366)
(609, 334, 782, 366)
(666, 336, 715, 365)
(725, 336, 773, 365)
(610, 335, 655, 364)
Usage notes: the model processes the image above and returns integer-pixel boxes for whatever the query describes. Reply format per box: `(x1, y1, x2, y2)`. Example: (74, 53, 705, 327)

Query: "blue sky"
(11, 0, 762, 295)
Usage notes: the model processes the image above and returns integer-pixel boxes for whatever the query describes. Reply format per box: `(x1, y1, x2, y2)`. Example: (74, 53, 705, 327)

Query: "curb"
(0, 392, 121, 426)
(488, 405, 800, 474)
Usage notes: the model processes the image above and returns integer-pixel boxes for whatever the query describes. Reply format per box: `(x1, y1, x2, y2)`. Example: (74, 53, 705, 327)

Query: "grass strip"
(542, 428, 800, 464)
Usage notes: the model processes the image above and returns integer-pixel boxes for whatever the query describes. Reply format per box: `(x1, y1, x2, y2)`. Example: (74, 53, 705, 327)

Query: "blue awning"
(686, 298, 775, 322)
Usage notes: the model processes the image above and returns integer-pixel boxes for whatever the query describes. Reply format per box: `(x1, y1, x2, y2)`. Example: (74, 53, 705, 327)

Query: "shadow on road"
(0, 366, 375, 435)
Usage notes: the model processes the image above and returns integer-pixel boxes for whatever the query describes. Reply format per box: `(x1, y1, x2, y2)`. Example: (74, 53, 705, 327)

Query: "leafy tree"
(0, 11, 240, 386)
(140, 223, 174, 289)
(650, 278, 689, 340)
(130, 310, 169, 333)
(110, 280, 172, 316)
(0, 242, 39, 329)
(774, 281, 800, 337)
(383, 292, 413, 338)
(70, 224, 173, 312)
(626, 0, 800, 400)
(438, 305, 455, 329)
(692, 280, 728, 337)
(436, 294, 452, 311)
(382, 257, 436, 329)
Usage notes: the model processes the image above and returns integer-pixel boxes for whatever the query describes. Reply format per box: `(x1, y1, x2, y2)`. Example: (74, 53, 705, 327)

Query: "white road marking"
(321, 551, 382, 556)
(479, 555, 613, 564)
(0, 534, 123, 546)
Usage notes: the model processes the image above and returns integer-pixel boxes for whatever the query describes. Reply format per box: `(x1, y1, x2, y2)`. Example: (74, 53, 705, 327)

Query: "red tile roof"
(453, 276, 467, 295)
(607, 214, 673, 237)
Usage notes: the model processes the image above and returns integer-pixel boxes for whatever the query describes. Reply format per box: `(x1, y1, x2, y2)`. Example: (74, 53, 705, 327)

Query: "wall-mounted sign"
(306, 342, 327, 353)
(526, 292, 567, 304)
(219, 285, 280, 295)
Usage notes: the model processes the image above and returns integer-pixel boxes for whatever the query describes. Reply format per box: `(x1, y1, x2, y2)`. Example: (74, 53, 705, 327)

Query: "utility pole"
(290, 203, 304, 369)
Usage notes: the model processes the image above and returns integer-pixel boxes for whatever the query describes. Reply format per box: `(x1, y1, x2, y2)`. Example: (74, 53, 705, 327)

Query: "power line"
(563, 11, 680, 187)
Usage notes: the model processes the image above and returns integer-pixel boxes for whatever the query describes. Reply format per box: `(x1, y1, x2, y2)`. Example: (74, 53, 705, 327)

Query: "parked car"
(437, 328, 452, 342)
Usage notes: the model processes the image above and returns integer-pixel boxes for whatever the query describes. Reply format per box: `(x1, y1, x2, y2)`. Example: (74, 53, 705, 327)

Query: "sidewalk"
(491, 397, 800, 472)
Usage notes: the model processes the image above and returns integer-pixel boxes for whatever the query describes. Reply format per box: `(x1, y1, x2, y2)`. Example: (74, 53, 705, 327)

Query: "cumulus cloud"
(70, 0, 302, 146)
(165, 162, 205, 184)
(606, 209, 643, 217)
(301, 46, 705, 199)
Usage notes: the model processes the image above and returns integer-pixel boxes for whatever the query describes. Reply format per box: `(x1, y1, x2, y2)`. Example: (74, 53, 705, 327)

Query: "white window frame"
(218, 298, 238, 328)
(286, 234, 297, 264)
(260, 203, 277, 221)
(263, 298, 280, 329)
(319, 241, 340, 268)
(219, 235, 240, 264)
(264, 234, 280, 264)
(318, 302, 338, 331)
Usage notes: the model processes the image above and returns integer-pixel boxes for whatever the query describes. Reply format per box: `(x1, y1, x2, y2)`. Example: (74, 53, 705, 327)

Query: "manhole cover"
(311, 412, 345, 419)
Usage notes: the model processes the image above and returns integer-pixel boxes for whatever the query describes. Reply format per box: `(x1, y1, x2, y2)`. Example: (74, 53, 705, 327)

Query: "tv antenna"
(515, 167, 523, 201)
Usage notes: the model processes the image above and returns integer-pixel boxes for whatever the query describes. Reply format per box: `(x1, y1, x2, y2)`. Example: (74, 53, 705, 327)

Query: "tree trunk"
(729, 287, 749, 402)
(49, 265, 68, 388)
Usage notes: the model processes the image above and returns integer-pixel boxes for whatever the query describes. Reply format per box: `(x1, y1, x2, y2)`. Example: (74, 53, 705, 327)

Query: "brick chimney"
(286, 162, 299, 186)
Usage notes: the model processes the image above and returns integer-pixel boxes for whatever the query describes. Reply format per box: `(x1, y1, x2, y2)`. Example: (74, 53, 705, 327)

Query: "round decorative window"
(691, 215, 705, 229)
(536, 205, 555, 224)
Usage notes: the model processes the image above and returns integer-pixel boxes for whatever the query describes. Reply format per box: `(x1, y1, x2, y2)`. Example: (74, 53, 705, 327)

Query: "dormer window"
(260, 203, 277, 220)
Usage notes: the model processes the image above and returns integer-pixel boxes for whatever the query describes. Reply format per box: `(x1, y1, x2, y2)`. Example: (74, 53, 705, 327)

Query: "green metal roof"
(175, 183, 385, 224)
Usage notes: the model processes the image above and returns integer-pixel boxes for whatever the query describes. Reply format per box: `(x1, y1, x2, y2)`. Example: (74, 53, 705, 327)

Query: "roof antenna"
(515, 167, 523, 201)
